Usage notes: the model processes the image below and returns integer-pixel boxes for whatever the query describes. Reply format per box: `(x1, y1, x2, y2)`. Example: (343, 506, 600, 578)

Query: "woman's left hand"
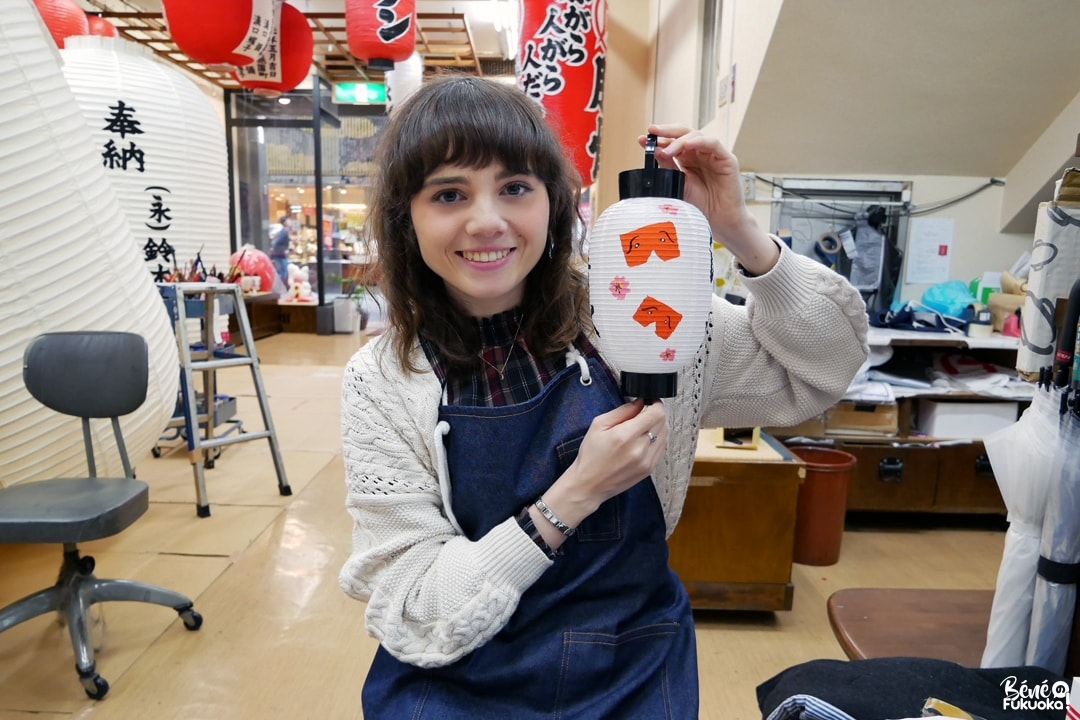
(641, 125, 779, 275)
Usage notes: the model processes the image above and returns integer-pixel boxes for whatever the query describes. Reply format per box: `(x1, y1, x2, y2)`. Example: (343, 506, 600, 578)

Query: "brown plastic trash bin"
(787, 445, 857, 566)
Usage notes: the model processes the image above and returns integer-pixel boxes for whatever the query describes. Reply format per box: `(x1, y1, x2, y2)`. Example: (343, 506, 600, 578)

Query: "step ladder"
(158, 282, 291, 517)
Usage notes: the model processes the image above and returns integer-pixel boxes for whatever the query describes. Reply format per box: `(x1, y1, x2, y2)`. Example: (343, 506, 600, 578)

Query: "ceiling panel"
(78, 1, 510, 90)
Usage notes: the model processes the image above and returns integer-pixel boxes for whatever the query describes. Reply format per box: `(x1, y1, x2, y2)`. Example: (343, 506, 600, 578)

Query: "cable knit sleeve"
(700, 243, 869, 428)
(338, 340, 551, 668)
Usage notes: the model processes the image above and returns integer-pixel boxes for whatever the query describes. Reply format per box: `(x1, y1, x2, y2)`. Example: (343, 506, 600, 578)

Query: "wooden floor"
(0, 332, 1008, 720)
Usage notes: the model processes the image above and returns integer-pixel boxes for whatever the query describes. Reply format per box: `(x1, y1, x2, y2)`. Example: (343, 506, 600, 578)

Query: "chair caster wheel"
(81, 672, 109, 700)
(77, 556, 96, 575)
(151, 446, 162, 458)
(180, 608, 203, 631)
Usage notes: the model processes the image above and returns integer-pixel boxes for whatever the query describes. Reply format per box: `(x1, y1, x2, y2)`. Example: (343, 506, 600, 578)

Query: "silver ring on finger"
(647, 431, 658, 444)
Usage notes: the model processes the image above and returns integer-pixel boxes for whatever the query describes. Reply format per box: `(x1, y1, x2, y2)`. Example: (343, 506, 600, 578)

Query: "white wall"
(650, 0, 1039, 307)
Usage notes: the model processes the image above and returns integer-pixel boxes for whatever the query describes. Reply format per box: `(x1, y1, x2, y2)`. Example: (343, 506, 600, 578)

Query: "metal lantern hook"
(642, 133, 658, 192)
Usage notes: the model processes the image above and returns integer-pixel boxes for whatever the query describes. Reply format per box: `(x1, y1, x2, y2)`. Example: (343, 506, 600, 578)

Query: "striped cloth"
(765, 694, 858, 720)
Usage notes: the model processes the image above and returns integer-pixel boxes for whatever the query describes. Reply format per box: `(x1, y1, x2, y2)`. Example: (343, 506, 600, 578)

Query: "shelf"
(868, 327, 1019, 350)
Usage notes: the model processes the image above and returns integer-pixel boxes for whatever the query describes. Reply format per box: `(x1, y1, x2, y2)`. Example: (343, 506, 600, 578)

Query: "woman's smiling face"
(410, 162, 550, 317)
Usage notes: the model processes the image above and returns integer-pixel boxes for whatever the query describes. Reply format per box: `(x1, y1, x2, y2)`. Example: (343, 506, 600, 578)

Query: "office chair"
(0, 331, 202, 700)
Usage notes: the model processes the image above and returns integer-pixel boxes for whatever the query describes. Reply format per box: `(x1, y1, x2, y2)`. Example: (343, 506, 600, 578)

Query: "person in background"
(339, 75, 869, 718)
(270, 215, 293, 284)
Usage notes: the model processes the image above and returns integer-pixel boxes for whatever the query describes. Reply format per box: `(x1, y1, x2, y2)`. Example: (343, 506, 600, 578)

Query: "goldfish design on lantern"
(588, 135, 713, 399)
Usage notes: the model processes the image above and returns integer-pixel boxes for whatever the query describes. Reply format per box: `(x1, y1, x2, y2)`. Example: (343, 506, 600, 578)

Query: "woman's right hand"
(535, 399, 668, 534)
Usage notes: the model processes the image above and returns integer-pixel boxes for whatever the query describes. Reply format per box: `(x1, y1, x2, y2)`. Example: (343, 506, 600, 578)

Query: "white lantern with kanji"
(0, 1, 178, 487)
(60, 35, 231, 280)
(588, 137, 713, 399)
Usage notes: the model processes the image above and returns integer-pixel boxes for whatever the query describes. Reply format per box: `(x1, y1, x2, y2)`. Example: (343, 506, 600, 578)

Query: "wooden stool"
(827, 588, 995, 667)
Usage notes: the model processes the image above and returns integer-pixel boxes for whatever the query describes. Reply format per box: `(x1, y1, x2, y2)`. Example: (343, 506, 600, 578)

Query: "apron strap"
(564, 346, 593, 386)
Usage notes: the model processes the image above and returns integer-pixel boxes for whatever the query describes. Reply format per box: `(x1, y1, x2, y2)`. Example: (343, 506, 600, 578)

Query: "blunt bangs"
(390, 78, 566, 194)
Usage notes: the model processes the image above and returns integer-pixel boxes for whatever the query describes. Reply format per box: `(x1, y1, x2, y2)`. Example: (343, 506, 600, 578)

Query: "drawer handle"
(879, 456, 903, 482)
(975, 454, 994, 476)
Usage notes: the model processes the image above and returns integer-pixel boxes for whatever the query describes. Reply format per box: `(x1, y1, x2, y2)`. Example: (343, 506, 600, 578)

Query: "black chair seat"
(0, 477, 148, 544)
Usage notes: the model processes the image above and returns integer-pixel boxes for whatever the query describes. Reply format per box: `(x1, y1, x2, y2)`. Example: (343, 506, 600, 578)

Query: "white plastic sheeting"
(981, 387, 1062, 667)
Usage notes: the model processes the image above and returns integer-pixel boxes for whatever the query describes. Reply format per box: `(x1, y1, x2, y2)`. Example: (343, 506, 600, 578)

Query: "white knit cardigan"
(339, 245, 869, 668)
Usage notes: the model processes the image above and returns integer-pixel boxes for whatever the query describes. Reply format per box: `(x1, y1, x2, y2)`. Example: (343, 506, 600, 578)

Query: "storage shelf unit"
(767, 329, 1024, 514)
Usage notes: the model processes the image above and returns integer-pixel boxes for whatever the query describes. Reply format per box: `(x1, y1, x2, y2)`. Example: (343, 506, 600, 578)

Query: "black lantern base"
(619, 371, 678, 400)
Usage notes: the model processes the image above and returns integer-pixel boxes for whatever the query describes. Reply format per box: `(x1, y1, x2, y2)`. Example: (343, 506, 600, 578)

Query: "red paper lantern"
(345, 0, 416, 71)
(517, 0, 608, 186)
(32, 0, 89, 48)
(162, 0, 275, 69)
(86, 14, 118, 38)
(232, 2, 313, 98)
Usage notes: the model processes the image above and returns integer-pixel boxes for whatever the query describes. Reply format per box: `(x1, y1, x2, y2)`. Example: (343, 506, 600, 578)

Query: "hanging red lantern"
(32, 0, 89, 48)
(86, 14, 118, 38)
(517, 0, 608, 186)
(232, 2, 313, 98)
(345, 0, 416, 72)
(161, 0, 278, 70)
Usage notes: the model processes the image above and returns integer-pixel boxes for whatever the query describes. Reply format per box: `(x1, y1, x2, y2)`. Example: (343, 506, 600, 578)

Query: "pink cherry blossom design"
(609, 275, 630, 300)
(660, 348, 676, 362)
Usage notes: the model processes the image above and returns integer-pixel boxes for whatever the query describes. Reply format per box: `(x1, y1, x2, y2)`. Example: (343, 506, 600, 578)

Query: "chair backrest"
(22, 332, 149, 479)
(23, 332, 148, 418)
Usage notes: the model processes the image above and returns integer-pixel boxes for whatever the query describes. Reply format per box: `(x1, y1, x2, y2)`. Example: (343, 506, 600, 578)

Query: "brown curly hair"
(366, 75, 590, 377)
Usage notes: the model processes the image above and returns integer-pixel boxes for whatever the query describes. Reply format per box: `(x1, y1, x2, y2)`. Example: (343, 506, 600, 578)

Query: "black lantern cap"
(618, 134, 686, 200)
(619, 371, 679, 400)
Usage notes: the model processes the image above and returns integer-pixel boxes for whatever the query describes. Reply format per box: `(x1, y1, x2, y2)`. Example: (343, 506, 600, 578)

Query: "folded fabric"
(765, 694, 857, 720)
(757, 658, 1065, 720)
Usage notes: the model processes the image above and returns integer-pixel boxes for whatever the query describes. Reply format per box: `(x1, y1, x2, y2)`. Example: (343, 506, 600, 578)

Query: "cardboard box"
(764, 413, 826, 438)
(916, 399, 1019, 439)
(825, 401, 899, 436)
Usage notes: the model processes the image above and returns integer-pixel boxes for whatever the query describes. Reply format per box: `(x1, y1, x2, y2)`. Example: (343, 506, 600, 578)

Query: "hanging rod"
(770, 198, 911, 207)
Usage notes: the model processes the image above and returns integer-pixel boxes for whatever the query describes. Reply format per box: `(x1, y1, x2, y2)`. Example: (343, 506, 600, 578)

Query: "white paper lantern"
(385, 51, 424, 115)
(60, 35, 231, 280)
(0, 1, 178, 488)
(589, 138, 713, 398)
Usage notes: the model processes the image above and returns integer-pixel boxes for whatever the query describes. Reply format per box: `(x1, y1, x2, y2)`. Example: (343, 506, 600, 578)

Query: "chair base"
(0, 544, 202, 699)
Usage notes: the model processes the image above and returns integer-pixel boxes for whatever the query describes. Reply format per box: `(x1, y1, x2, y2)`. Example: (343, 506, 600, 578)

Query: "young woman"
(340, 75, 869, 718)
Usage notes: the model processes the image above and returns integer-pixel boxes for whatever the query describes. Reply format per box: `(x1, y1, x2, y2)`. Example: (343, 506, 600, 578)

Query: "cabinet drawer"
(839, 443, 938, 511)
(669, 470, 800, 585)
(934, 442, 1006, 513)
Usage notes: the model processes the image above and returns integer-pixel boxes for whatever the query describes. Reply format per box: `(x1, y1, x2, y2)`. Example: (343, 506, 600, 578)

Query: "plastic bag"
(920, 280, 977, 320)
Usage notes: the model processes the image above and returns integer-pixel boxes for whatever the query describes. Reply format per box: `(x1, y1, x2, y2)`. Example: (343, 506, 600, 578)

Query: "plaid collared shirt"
(420, 309, 604, 408)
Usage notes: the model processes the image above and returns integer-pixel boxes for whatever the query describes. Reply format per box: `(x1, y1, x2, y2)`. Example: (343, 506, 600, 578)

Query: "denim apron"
(361, 358, 698, 719)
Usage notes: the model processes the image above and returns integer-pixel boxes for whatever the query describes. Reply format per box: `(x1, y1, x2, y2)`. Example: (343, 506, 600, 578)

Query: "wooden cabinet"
(934, 441, 1004, 512)
(767, 328, 1020, 515)
(666, 431, 805, 611)
(835, 438, 1005, 514)
(838, 441, 938, 511)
